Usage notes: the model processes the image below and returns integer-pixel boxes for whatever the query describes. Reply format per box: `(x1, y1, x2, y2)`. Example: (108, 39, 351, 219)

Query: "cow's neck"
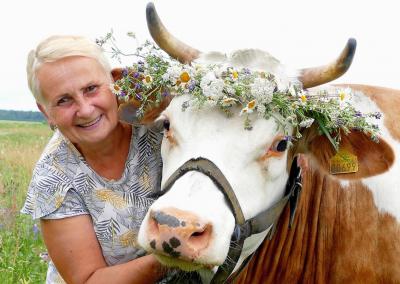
(235, 161, 400, 283)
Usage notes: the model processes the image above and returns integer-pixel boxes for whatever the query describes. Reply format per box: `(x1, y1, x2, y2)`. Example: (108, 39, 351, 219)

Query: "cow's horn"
(146, 2, 200, 63)
(298, 38, 357, 88)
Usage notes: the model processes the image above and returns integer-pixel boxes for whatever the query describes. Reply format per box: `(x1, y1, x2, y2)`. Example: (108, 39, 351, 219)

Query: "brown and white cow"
(124, 3, 400, 283)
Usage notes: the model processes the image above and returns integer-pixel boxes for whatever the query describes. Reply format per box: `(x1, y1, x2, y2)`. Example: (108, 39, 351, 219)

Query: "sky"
(1, 0, 399, 111)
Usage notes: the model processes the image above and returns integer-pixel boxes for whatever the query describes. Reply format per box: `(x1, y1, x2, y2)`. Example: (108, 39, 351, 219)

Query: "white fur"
(352, 91, 400, 221)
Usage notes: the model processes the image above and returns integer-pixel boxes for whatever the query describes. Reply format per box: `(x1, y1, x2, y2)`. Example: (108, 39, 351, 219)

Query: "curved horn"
(146, 2, 200, 63)
(298, 38, 357, 88)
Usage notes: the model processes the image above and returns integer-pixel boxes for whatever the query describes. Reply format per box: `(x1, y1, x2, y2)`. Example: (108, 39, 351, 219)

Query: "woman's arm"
(41, 215, 165, 284)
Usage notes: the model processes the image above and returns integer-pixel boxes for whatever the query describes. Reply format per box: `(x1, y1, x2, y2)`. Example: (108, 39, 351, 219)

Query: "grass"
(0, 120, 52, 283)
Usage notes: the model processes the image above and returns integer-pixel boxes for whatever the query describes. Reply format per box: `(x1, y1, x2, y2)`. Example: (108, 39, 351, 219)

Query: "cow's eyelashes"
(163, 119, 170, 131)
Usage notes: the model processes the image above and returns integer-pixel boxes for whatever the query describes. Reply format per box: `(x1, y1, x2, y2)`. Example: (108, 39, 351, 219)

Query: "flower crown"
(103, 35, 380, 151)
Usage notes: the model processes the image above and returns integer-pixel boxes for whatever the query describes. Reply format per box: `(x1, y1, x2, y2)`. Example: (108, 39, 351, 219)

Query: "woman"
(21, 35, 166, 284)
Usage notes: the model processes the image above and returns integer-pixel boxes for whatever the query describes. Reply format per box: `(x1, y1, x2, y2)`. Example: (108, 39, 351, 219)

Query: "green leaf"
(316, 116, 339, 152)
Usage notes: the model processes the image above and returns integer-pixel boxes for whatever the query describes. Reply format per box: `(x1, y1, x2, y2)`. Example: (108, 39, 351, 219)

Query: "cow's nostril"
(188, 224, 212, 251)
(191, 231, 204, 237)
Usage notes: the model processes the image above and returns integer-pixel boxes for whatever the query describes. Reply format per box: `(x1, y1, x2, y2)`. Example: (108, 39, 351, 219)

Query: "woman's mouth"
(77, 115, 102, 129)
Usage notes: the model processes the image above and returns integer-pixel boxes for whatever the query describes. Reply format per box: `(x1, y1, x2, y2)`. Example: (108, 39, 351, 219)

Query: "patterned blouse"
(21, 124, 163, 284)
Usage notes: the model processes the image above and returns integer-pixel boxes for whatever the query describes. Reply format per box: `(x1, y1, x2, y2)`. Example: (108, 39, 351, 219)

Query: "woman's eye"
(163, 119, 170, 131)
(56, 97, 71, 106)
(86, 85, 98, 93)
(272, 139, 288, 152)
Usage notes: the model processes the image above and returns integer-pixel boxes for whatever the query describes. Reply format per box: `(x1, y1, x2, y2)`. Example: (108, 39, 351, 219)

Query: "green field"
(0, 120, 52, 283)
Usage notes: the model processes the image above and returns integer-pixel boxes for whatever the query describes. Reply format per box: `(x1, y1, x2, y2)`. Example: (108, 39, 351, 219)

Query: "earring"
(49, 123, 57, 131)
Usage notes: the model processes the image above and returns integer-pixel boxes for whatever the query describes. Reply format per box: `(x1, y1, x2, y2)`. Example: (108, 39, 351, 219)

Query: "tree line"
(0, 109, 45, 122)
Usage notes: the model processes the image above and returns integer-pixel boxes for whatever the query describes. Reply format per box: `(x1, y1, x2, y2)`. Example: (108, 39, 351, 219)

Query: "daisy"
(110, 83, 122, 96)
(240, 100, 257, 116)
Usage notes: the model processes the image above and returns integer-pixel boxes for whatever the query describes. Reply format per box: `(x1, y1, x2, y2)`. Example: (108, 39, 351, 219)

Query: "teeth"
(79, 116, 101, 127)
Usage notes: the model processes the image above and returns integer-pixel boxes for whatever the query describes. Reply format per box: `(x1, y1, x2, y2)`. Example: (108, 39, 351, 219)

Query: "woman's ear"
(37, 102, 51, 122)
(37, 102, 56, 129)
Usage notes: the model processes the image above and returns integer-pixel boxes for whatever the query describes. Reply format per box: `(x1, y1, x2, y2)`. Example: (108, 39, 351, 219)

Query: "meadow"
(0, 120, 52, 283)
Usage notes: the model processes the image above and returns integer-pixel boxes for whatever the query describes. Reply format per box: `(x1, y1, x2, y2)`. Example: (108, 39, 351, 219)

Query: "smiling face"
(37, 56, 118, 148)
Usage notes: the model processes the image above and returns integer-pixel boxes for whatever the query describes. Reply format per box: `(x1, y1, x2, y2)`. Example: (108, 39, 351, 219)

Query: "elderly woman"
(21, 35, 166, 284)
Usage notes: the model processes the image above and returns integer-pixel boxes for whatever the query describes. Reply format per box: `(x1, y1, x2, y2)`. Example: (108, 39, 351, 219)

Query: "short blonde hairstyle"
(27, 35, 111, 103)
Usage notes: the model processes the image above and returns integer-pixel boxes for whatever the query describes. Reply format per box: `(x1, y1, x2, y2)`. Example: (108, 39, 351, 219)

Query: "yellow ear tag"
(329, 149, 358, 174)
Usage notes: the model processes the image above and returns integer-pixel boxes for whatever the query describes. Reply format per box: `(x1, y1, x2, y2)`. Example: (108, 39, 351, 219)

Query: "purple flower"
(374, 112, 382, 119)
(242, 68, 251, 75)
(284, 136, 293, 142)
(120, 91, 127, 97)
(354, 111, 363, 117)
(32, 223, 40, 239)
(122, 68, 128, 77)
(162, 91, 170, 97)
(134, 83, 141, 90)
(188, 82, 196, 91)
(135, 93, 143, 100)
(133, 72, 140, 78)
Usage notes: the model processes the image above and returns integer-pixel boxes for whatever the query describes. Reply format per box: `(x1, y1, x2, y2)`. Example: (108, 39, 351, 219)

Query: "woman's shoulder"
(21, 131, 82, 219)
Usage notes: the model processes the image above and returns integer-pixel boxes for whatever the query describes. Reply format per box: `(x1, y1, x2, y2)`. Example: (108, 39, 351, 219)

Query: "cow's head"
(118, 3, 395, 282)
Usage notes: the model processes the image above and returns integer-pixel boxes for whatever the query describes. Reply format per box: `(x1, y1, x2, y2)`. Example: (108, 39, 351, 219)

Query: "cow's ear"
(111, 68, 124, 81)
(294, 128, 395, 180)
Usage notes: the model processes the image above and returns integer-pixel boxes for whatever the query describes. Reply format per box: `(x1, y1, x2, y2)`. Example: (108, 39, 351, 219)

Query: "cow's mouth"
(155, 253, 216, 272)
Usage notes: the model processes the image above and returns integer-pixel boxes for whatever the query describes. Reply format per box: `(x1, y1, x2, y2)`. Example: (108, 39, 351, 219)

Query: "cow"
(120, 3, 400, 283)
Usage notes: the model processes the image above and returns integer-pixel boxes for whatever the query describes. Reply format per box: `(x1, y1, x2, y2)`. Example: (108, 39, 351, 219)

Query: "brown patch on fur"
(308, 130, 394, 180)
(236, 161, 400, 283)
(336, 84, 400, 141)
(289, 123, 394, 180)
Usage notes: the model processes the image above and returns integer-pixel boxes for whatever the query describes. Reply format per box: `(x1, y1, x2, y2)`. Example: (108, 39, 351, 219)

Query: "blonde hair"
(27, 35, 111, 103)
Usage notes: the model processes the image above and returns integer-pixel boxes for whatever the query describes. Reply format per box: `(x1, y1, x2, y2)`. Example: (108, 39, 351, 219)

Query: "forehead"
(37, 56, 108, 98)
(164, 96, 284, 148)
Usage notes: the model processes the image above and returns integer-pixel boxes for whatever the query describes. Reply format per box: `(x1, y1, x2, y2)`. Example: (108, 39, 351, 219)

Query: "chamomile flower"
(240, 100, 257, 116)
(299, 91, 307, 105)
(143, 75, 153, 85)
(180, 71, 191, 83)
(230, 69, 239, 80)
(337, 87, 352, 107)
(110, 83, 122, 96)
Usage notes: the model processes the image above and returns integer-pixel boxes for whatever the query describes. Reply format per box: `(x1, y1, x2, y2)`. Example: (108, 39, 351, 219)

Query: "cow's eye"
(163, 119, 170, 131)
(273, 139, 288, 152)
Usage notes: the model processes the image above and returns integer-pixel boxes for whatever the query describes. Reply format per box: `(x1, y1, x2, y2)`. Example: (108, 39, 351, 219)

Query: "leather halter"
(160, 156, 302, 283)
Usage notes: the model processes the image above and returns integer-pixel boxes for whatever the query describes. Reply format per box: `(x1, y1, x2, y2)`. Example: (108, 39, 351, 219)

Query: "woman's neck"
(75, 122, 132, 180)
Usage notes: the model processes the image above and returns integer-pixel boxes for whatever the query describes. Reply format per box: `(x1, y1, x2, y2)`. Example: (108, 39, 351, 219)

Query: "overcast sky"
(1, 0, 399, 111)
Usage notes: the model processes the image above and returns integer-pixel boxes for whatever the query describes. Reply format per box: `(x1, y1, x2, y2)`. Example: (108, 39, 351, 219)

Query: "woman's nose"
(76, 98, 95, 118)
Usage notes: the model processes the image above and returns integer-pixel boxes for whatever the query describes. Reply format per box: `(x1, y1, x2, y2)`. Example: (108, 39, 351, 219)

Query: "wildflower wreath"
(99, 33, 380, 151)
